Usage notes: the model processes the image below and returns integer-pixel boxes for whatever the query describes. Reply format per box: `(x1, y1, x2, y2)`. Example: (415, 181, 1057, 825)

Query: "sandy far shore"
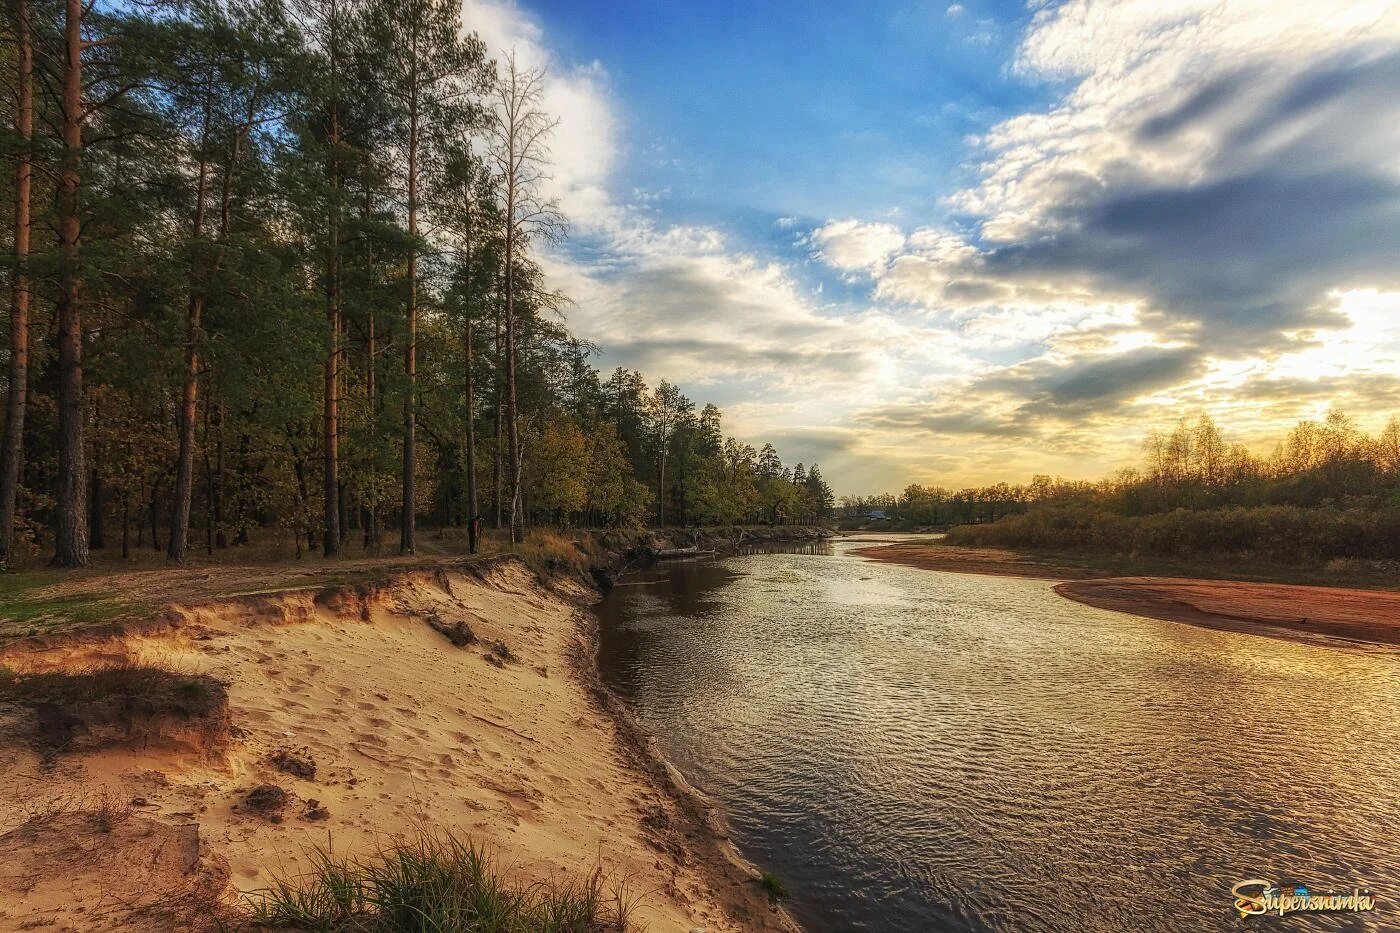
(850, 543, 1106, 580)
(0, 558, 794, 931)
(1055, 577, 1400, 647)
(855, 543, 1400, 648)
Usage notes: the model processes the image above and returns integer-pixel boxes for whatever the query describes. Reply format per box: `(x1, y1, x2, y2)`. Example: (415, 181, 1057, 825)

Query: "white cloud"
(462, 1, 948, 490)
(463, 0, 1400, 493)
(463, 0, 620, 227)
(808, 219, 906, 274)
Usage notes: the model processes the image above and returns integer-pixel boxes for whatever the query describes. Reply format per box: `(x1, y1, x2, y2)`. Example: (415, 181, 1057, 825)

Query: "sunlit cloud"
(467, 0, 1400, 493)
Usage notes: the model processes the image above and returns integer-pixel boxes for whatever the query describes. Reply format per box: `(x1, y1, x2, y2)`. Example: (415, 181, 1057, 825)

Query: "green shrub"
(946, 504, 1400, 564)
(758, 871, 789, 905)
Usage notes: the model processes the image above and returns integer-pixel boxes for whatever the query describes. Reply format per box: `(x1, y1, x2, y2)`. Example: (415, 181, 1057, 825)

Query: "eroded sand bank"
(0, 558, 792, 931)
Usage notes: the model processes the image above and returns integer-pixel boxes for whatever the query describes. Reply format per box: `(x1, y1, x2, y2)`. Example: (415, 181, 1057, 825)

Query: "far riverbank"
(854, 541, 1400, 648)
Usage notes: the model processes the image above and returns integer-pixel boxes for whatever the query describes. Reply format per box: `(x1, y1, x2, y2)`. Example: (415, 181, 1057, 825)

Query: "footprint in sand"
(354, 743, 395, 764)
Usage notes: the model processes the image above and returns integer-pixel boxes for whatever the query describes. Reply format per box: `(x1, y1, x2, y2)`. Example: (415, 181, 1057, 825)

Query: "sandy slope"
(0, 559, 790, 931)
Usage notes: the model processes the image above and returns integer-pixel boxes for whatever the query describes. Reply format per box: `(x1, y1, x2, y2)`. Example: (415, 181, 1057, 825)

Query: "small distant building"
(868, 509, 888, 521)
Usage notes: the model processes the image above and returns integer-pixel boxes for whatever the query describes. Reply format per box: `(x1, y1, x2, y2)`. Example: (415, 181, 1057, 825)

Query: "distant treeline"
(848, 411, 1400, 563)
(0, 0, 833, 568)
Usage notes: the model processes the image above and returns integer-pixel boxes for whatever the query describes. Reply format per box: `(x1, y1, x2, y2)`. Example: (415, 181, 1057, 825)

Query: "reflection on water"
(596, 537, 1400, 932)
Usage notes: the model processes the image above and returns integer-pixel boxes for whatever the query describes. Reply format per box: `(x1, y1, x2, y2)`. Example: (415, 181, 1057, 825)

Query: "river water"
(595, 536, 1400, 932)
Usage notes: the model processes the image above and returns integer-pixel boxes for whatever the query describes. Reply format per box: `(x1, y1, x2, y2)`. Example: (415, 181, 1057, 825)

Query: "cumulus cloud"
(940, 2, 1400, 354)
(808, 220, 907, 274)
(466, 0, 1400, 492)
(464, 0, 620, 226)
(809, 0, 1400, 482)
(462, 1, 939, 489)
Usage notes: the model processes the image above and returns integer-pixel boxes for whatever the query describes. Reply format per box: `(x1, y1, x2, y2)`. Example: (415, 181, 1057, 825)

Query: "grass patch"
(758, 871, 789, 905)
(511, 530, 599, 583)
(0, 571, 132, 641)
(0, 662, 229, 757)
(245, 830, 639, 931)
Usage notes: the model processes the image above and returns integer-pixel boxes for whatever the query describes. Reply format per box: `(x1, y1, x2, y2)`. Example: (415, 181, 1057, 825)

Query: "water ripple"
(597, 542, 1400, 932)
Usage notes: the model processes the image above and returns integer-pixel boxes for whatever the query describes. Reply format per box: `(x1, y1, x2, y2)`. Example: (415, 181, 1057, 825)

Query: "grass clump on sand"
(511, 529, 600, 583)
(758, 871, 789, 905)
(0, 662, 229, 756)
(0, 663, 226, 718)
(246, 830, 639, 932)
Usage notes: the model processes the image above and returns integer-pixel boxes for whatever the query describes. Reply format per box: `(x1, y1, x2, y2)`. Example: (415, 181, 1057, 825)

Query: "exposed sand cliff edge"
(0, 556, 795, 931)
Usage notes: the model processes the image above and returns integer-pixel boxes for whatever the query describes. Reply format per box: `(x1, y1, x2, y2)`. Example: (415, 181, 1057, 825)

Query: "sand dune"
(0, 558, 789, 931)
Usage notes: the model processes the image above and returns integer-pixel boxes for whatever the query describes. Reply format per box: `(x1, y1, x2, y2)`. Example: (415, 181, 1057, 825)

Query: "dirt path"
(856, 543, 1400, 648)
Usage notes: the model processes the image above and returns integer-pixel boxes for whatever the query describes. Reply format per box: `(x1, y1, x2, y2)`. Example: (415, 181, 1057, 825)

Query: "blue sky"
(466, 0, 1400, 494)
(526, 0, 1043, 222)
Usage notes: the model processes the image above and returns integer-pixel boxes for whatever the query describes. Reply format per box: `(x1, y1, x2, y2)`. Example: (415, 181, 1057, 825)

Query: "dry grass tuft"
(244, 829, 643, 932)
(0, 661, 229, 758)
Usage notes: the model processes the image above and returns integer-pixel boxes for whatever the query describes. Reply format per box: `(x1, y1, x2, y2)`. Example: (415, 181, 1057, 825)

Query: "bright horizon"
(462, 0, 1400, 496)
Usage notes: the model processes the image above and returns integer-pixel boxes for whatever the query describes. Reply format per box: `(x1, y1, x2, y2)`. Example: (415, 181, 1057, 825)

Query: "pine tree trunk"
(465, 316, 478, 553)
(168, 286, 205, 561)
(492, 288, 502, 529)
(0, 0, 33, 564)
(400, 58, 419, 555)
(322, 4, 341, 557)
(168, 117, 211, 563)
(504, 230, 521, 543)
(88, 467, 104, 549)
(324, 235, 341, 556)
(464, 214, 478, 554)
(52, 0, 88, 567)
(213, 400, 226, 548)
(363, 183, 379, 552)
(170, 98, 250, 561)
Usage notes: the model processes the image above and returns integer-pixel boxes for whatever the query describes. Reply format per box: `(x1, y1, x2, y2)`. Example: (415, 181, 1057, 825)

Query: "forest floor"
(853, 541, 1400, 648)
(0, 532, 802, 931)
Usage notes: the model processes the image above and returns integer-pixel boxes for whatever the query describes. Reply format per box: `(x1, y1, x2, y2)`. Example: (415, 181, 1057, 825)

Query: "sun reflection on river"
(597, 538, 1400, 931)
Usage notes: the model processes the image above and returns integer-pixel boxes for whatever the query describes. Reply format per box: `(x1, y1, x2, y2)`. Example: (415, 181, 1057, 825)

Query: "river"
(595, 536, 1400, 932)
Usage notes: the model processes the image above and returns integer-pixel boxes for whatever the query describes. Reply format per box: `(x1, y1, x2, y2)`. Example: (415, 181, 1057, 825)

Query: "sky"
(461, 0, 1400, 495)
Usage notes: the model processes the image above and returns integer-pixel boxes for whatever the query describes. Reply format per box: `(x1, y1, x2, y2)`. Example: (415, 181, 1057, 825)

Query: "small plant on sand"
(486, 639, 518, 666)
(759, 871, 790, 905)
(0, 662, 229, 757)
(242, 784, 290, 822)
(0, 662, 226, 718)
(269, 747, 317, 780)
(245, 830, 640, 931)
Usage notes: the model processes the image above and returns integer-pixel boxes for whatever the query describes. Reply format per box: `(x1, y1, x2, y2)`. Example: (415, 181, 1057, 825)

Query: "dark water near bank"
(596, 537, 1400, 932)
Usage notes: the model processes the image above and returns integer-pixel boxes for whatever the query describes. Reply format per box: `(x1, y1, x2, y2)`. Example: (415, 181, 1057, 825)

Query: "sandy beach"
(0, 557, 792, 931)
(855, 542, 1400, 648)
